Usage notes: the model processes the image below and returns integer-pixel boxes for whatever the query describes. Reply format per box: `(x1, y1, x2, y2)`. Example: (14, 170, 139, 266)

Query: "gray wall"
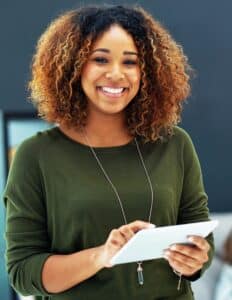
(0, 0, 231, 212)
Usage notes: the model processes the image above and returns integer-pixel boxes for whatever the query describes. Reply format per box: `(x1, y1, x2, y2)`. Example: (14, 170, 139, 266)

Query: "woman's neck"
(59, 114, 133, 147)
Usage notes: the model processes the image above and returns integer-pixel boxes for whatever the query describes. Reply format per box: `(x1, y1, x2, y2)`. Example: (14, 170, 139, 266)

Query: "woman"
(3, 4, 214, 300)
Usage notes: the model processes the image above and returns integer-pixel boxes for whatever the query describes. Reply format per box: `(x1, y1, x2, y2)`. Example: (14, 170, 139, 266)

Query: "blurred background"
(0, 1, 231, 299)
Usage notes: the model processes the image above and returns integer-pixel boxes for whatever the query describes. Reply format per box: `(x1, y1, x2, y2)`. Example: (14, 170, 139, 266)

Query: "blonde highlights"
(28, 5, 192, 142)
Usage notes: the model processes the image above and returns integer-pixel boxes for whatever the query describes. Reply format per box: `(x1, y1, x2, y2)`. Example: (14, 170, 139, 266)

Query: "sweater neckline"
(54, 126, 136, 153)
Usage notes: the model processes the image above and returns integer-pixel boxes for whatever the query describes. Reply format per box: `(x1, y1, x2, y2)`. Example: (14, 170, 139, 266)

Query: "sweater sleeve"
(3, 138, 53, 296)
(177, 129, 215, 281)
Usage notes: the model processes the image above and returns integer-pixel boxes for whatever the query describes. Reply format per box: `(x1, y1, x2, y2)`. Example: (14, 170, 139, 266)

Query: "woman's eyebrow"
(92, 48, 138, 56)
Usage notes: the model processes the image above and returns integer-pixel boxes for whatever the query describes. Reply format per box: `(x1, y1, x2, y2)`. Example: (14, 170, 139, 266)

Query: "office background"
(1, 1, 231, 299)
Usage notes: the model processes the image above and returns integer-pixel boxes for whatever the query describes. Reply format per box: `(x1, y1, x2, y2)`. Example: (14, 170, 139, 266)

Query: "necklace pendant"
(177, 274, 182, 291)
(137, 262, 144, 285)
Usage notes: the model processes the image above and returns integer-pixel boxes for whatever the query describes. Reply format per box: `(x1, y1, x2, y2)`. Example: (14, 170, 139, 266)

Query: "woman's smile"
(96, 86, 128, 99)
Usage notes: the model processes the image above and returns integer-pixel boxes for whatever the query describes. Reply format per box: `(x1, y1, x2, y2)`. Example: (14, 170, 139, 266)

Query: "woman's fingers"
(128, 220, 155, 233)
(109, 221, 154, 247)
(164, 249, 202, 276)
(118, 225, 135, 242)
(166, 256, 197, 275)
(187, 235, 210, 252)
(164, 249, 202, 270)
(168, 243, 208, 263)
(108, 229, 127, 247)
(164, 236, 210, 276)
(102, 220, 155, 268)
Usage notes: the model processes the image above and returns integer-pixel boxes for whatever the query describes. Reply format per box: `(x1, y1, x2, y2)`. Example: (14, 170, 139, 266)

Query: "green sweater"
(3, 126, 214, 300)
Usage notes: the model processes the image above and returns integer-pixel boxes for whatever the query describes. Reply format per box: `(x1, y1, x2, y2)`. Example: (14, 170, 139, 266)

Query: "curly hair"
(28, 4, 193, 142)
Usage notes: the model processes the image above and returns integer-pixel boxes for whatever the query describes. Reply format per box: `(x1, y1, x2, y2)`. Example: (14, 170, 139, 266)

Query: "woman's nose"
(105, 65, 125, 81)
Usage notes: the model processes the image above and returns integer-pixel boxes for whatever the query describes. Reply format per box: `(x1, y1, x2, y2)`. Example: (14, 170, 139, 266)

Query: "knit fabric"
(3, 126, 214, 300)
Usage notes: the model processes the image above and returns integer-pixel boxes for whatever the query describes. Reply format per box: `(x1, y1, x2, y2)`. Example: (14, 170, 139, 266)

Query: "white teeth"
(101, 87, 124, 94)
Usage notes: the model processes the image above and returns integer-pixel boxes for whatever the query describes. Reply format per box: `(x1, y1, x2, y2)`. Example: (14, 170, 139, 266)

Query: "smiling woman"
(3, 4, 214, 300)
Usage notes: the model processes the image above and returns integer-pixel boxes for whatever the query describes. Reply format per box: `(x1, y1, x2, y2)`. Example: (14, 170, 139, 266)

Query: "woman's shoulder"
(162, 125, 194, 147)
(172, 125, 192, 140)
(12, 126, 60, 160)
(154, 126, 197, 160)
(18, 126, 60, 146)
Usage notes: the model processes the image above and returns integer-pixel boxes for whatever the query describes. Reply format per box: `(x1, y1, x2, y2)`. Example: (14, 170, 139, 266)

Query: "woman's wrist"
(92, 245, 106, 270)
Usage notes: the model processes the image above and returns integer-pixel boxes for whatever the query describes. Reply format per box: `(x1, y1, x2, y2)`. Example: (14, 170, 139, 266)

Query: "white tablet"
(110, 220, 218, 266)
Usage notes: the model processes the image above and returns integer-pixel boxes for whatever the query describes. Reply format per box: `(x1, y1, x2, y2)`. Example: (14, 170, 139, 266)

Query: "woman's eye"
(91, 57, 137, 66)
(93, 57, 108, 64)
(124, 60, 137, 65)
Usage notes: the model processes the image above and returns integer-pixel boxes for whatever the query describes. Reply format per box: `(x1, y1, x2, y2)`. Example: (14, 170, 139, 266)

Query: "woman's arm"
(41, 246, 103, 293)
(4, 138, 53, 296)
(175, 129, 215, 279)
(4, 138, 106, 296)
(42, 221, 153, 293)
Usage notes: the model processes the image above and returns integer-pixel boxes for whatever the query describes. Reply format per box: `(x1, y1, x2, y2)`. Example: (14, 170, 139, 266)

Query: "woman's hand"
(163, 235, 210, 277)
(96, 220, 155, 268)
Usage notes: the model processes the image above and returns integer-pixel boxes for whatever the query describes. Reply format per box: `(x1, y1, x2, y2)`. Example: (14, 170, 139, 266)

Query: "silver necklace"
(82, 129, 154, 286)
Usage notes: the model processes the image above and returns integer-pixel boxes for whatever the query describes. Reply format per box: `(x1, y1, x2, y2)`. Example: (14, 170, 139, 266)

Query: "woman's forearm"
(42, 245, 104, 293)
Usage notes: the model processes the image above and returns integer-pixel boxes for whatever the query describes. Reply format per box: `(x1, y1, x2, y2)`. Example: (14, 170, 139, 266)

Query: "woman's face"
(81, 25, 141, 119)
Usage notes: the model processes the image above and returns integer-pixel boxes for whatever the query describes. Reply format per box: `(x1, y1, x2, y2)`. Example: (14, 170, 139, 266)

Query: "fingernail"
(170, 245, 177, 250)
(148, 223, 156, 228)
(188, 237, 194, 242)
(163, 251, 169, 260)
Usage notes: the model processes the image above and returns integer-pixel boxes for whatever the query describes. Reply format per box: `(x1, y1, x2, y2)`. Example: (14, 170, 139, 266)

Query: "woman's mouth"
(97, 86, 127, 98)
